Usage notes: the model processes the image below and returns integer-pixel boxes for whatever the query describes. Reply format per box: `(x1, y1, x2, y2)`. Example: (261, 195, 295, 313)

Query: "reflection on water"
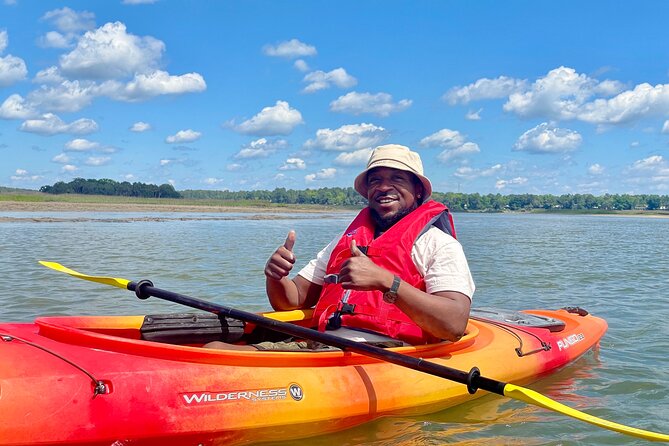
(1, 212, 667, 444)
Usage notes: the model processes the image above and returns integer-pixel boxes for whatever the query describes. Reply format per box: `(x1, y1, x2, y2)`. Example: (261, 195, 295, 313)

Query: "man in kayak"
(207, 144, 474, 349)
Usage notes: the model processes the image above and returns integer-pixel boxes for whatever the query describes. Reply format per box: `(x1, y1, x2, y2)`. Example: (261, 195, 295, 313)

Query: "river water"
(0, 211, 667, 445)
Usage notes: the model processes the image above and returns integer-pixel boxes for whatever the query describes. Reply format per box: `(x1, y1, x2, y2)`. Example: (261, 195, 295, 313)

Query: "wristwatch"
(383, 275, 401, 304)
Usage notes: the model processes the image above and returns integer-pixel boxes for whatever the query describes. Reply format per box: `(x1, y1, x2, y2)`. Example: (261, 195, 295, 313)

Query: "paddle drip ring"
(134, 280, 154, 300)
(466, 367, 480, 394)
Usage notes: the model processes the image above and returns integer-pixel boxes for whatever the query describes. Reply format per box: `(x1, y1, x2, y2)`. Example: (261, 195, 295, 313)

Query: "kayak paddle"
(39, 261, 669, 442)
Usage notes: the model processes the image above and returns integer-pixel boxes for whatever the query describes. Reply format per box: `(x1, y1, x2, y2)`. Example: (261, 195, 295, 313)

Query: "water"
(1, 211, 667, 445)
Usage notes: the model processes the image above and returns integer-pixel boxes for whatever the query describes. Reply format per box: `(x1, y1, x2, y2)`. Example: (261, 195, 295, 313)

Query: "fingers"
(350, 239, 366, 257)
(265, 230, 297, 280)
(283, 230, 296, 260)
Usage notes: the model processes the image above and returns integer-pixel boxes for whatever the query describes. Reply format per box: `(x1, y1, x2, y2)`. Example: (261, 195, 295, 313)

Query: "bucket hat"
(354, 144, 432, 199)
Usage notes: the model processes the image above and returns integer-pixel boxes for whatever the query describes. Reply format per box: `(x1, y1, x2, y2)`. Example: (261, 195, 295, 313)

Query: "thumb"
(350, 239, 365, 257)
(284, 230, 296, 253)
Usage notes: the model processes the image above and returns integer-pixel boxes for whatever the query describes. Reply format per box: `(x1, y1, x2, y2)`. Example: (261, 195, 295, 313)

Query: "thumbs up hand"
(339, 240, 388, 291)
(264, 230, 297, 281)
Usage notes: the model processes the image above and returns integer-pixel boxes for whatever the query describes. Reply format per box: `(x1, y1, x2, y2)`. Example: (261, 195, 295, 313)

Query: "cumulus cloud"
(105, 70, 206, 101)
(59, 22, 164, 79)
(444, 76, 527, 105)
(453, 164, 504, 180)
(588, 163, 605, 175)
(662, 120, 669, 134)
(420, 128, 480, 163)
(85, 156, 111, 166)
(234, 138, 288, 159)
(514, 122, 582, 154)
(305, 167, 337, 182)
(52, 153, 71, 163)
(19, 113, 98, 135)
(0, 31, 28, 87)
(330, 92, 412, 117)
(495, 177, 528, 190)
(263, 39, 317, 59)
(64, 138, 100, 151)
(0, 94, 37, 119)
(304, 123, 386, 151)
(294, 59, 309, 72)
(279, 158, 306, 170)
(165, 129, 201, 144)
(625, 155, 669, 188)
(302, 68, 357, 93)
(34, 66, 66, 84)
(130, 121, 151, 132)
(577, 83, 669, 125)
(465, 109, 482, 120)
(10, 168, 42, 181)
(42, 7, 95, 33)
(334, 148, 373, 166)
(62, 164, 78, 172)
(231, 101, 303, 136)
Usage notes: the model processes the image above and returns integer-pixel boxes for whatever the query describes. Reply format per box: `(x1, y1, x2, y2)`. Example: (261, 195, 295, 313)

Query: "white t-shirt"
(297, 226, 475, 299)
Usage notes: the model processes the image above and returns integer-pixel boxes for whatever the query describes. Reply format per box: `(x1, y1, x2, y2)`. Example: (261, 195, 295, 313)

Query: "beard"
(370, 204, 417, 233)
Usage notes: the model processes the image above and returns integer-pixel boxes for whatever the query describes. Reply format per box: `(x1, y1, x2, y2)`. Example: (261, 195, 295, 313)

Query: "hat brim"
(354, 160, 432, 199)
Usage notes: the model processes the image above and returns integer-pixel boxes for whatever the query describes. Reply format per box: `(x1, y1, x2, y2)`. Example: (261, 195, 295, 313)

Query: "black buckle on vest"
(326, 303, 356, 331)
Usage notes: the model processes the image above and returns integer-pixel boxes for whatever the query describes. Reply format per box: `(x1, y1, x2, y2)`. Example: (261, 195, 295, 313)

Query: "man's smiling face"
(366, 166, 422, 231)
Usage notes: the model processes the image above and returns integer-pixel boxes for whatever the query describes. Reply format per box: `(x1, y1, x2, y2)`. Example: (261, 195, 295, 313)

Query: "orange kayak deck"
(0, 307, 607, 445)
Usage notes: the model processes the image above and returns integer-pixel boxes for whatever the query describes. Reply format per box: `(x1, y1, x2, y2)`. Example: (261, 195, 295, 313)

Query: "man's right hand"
(264, 230, 296, 280)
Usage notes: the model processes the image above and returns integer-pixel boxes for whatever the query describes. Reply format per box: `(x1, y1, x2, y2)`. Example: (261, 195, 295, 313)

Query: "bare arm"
(264, 231, 322, 310)
(339, 240, 471, 341)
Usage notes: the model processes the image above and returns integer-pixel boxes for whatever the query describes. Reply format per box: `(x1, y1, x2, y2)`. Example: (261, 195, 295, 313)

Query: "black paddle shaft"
(129, 280, 507, 396)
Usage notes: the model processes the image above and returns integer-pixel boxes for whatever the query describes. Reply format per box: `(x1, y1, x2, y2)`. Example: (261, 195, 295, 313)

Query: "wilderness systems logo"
(556, 333, 585, 351)
(181, 384, 304, 405)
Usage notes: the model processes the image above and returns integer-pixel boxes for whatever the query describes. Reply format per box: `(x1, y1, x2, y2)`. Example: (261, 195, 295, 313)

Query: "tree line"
(38, 178, 669, 211)
(40, 178, 182, 198)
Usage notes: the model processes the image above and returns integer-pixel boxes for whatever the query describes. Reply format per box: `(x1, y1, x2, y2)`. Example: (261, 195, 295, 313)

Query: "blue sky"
(2, 1, 669, 195)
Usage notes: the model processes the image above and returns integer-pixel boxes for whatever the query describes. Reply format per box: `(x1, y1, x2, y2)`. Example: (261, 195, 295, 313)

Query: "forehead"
(366, 166, 413, 179)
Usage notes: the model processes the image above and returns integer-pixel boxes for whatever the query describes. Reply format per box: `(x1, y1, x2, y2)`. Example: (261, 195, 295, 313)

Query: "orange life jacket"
(313, 200, 456, 344)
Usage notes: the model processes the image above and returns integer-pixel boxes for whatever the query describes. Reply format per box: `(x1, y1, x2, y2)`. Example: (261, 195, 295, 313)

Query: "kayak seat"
(140, 313, 245, 345)
(470, 307, 566, 332)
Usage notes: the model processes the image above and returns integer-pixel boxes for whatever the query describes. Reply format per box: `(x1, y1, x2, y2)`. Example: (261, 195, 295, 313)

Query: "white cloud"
(514, 122, 582, 154)
(226, 163, 243, 171)
(231, 101, 303, 136)
(0, 30, 7, 53)
(421, 128, 480, 163)
(302, 68, 357, 93)
(52, 153, 71, 163)
(305, 168, 337, 182)
(0, 42, 28, 86)
(203, 177, 223, 185)
(465, 109, 482, 120)
(330, 92, 412, 116)
(304, 123, 386, 151)
(85, 156, 111, 166)
(420, 128, 467, 149)
(19, 113, 98, 135)
(26, 80, 98, 113)
(39, 31, 72, 49)
(42, 7, 95, 33)
(62, 164, 78, 172)
(588, 163, 605, 175)
(625, 155, 669, 188)
(106, 70, 206, 101)
(495, 177, 528, 190)
(263, 39, 317, 59)
(437, 142, 480, 163)
(444, 76, 527, 105)
(130, 121, 151, 132)
(159, 159, 171, 166)
(166, 129, 201, 144)
(65, 138, 100, 151)
(453, 164, 504, 180)
(662, 120, 669, 134)
(0, 94, 37, 119)
(577, 83, 669, 125)
(294, 59, 309, 72)
(59, 22, 164, 79)
(234, 137, 287, 159)
(34, 66, 65, 84)
(10, 168, 42, 181)
(334, 148, 373, 166)
(279, 158, 306, 170)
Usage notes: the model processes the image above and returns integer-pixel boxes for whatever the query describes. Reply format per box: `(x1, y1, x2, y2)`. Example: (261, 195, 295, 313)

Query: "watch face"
(383, 291, 397, 304)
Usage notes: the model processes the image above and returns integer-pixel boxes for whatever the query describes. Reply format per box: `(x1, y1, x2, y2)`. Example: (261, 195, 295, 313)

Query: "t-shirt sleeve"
(412, 227, 476, 299)
(296, 236, 339, 285)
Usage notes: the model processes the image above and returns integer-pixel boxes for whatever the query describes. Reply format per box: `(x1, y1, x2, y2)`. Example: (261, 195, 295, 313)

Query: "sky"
(2, 1, 669, 196)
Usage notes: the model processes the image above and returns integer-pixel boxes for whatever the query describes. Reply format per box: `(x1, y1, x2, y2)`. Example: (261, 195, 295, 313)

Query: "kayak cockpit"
(33, 310, 480, 367)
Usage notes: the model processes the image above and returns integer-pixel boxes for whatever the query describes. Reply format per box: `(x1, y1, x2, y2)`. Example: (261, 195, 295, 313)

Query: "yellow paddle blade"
(504, 384, 669, 442)
(39, 261, 130, 290)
